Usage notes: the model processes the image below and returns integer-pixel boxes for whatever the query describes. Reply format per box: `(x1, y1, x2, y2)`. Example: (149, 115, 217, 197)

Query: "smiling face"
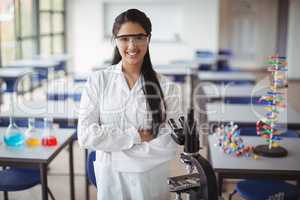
(115, 22, 149, 69)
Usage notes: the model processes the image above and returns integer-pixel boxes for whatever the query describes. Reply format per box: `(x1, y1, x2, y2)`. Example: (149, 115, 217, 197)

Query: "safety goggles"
(115, 34, 149, 47)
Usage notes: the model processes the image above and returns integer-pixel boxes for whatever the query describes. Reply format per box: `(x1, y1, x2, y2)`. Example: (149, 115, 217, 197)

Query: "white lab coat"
(78, 62, 183, 200)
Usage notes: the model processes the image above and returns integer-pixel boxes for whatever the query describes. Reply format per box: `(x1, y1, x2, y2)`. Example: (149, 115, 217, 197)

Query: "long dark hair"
(111, 9, 166, 137)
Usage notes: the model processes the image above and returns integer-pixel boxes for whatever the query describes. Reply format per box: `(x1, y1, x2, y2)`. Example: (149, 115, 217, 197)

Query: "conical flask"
(4, 94, 25, 147)
(41, 117, 57, 146)
(25, 118, 41, 147)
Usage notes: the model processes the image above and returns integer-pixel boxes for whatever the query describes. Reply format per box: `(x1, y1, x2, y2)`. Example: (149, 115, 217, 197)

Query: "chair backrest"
(217, 49, 232, 71)
(47, 94, 68, 101)
(240, 127, 299, 138)
(87, 151, 97, 187)
(239, 127, 257, 136)
(224, 97, 260, 104)
(195, 50, 215, 71)
(0, 118, 45, 128)
(237, 180, 300, 200)
(0, 168, 40, 191)
(281, 130, 299, 138)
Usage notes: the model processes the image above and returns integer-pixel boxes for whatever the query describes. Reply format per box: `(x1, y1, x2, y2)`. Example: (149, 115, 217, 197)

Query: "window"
(0, 0, 66, 66)
(0, 0, 16, 66)
(15, 0, 37, 59)
(39, 0, 65, 56)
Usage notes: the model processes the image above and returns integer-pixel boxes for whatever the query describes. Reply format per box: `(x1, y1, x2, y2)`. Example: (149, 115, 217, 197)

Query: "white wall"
(219, 0, 278, 69)
(67, 0, 219, 73)
(66, 0, 105, 73)
(287, 0, 300, 79)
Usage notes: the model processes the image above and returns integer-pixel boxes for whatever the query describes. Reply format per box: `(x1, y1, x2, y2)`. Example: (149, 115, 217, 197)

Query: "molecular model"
(215, 122, 253, 157)
(254, 55, 288, 157)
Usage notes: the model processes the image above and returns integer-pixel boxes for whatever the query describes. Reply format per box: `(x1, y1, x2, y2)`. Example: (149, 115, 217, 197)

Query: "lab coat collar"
(116, 61, 144, 94)
(115, 61, 122, 72)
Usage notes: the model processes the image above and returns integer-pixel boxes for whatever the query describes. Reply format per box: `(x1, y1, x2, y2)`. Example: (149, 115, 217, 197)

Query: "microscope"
(167, 73, 218, 200)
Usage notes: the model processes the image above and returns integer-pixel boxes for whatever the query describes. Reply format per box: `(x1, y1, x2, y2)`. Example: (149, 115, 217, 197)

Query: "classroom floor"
(1, 72, 299, 200)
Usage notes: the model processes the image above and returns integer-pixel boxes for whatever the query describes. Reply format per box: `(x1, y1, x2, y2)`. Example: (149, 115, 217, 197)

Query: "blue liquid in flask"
(4, 132, 25, 147)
